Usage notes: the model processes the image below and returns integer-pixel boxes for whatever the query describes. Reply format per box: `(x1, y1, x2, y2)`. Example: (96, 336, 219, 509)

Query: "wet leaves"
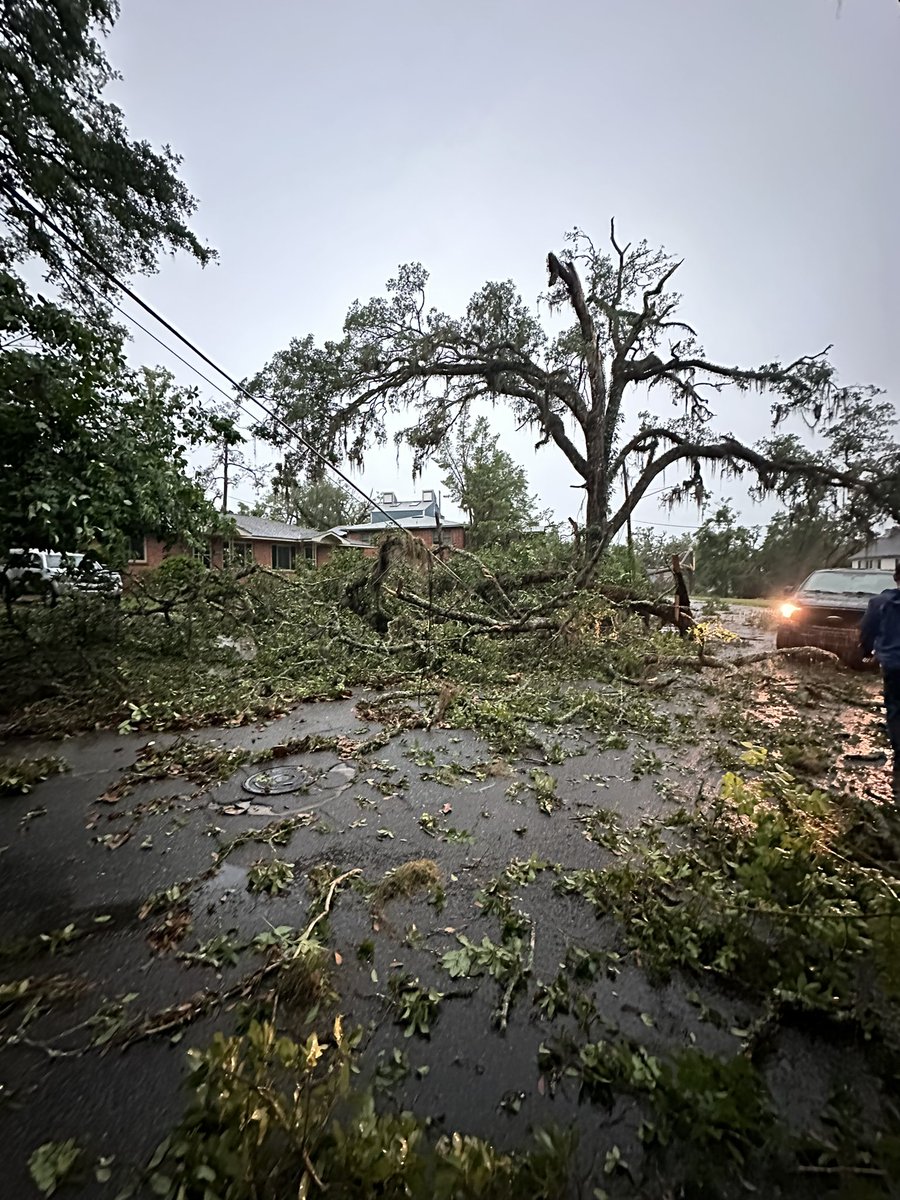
(39, 925, 81, 955)
(28, 1139, 82, 1196)
(179, 934, 244, 971)
(139, 883, 190, 920)
(418, 811, 474, 844)
(389, 976, 444, 1038)
(371, 860, 443, 913)
(213, 813, 315, 867)
(88, 993, 140, 1047)
(529, 768, 559, 815)
(6, 591, 900, 1194)
(0, 755, 68, 796)
(373, 1046, 409, 1090)
(247, 859, 294, 895)
(95, 830, 130, 850)
(147, 907, 192, 955)
(99, 738, 251, 805)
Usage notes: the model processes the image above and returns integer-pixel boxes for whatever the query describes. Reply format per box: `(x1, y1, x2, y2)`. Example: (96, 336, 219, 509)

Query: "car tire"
(775, 627, 794, 651)
(841, 645, 867, 671)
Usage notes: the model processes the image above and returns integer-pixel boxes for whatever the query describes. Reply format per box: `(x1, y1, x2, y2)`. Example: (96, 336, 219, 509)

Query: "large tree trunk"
(583, 429, 608, 552)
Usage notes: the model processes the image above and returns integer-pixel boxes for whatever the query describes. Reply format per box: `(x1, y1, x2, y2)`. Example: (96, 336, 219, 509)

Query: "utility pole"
(221, 439, 229, 514)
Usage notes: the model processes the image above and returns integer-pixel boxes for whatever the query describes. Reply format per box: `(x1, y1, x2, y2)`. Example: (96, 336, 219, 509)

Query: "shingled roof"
(229, 514, 319, 542)
(850, 527, 900, 561)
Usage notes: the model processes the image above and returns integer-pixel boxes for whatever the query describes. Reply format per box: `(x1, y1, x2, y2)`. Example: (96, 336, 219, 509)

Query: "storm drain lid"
(243, 765, 312, 796)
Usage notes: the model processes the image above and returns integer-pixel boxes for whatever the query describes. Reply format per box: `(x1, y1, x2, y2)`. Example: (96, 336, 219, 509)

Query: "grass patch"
(276, 943, 334, 1020)
(371, 859, 443, 914)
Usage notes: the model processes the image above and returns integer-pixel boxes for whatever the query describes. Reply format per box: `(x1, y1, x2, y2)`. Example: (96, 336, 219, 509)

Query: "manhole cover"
(243, 766, 312, 796)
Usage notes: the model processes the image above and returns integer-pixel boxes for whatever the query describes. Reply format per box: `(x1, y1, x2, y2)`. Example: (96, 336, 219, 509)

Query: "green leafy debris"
(0, 755, 68, 796)
(28, 1139, 82, 1196)
(247, 859, 294, 896)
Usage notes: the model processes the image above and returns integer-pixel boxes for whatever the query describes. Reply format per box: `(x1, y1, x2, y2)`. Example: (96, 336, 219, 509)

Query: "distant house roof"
(226, 513, 367, 549)
(369, 489, 442, 523)
(331, 517, 467, 535)
(230, 514, 319, 542)
(849, 528, 900, 561)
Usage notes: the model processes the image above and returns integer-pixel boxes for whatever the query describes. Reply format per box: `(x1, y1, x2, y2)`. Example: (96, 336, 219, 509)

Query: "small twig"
(795, 1165, 886, 1178)
(120, 872, 363, 1048)
(448, 546, 520, 617)
(495, 917, 536, 1032)
(12, 1033, 85, 1059)
(299, 869, 362, 945)
(302, 1150, 327, 1192)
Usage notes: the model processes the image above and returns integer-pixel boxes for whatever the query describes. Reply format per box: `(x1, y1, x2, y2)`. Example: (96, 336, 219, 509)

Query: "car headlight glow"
(779, 602, 799, 619)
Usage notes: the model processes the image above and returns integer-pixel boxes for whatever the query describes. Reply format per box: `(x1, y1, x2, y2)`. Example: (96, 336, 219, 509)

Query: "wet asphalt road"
(0, 608, 893, 1198)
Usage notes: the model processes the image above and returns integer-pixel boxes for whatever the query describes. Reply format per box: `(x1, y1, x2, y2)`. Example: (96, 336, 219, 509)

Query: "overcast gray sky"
(106, 0, 899, 533)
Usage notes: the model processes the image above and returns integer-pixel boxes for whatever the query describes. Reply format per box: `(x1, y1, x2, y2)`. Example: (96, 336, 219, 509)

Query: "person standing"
(860, 565, 900, 770)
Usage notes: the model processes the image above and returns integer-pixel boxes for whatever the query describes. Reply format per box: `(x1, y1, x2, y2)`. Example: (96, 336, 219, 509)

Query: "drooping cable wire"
(1, 181, 485, 601)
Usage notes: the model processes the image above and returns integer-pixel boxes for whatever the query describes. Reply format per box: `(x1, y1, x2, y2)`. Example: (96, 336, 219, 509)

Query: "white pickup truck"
(0, 549, 123, 602)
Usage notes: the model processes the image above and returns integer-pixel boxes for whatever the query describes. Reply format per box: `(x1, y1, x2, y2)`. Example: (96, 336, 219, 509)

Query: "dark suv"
(775, 567, 894, 666)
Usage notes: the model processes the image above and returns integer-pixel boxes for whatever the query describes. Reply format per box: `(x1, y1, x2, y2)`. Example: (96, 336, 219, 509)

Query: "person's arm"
(860, 595, 883, 656)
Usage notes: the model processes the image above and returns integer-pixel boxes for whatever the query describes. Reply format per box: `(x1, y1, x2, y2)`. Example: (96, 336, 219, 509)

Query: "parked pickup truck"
(0, 549, 122, 602)
(775, 567, 893, 667)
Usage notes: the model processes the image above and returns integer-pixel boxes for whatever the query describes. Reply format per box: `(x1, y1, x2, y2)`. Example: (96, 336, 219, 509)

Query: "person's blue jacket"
(860, 587, 900, 670)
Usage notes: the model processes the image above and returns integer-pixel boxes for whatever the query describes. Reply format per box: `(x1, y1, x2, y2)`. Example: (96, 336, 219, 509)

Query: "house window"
(190, 542, 212, 569)
(225, 539, 253, 568)
(128, 535, 147, 563)
(271, 543, 296, 570)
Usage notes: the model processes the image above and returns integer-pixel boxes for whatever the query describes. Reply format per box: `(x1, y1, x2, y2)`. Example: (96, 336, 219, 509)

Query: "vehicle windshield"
(799, 569, 893, 596)
(46, 553, 84, 570)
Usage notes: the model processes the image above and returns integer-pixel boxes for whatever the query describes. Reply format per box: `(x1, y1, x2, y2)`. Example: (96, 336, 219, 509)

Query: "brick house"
(327, 489, 468, 553)
(126, 513, 365, 576)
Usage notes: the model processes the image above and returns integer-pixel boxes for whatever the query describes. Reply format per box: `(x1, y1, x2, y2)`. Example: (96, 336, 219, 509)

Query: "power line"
(633, 519, 703, 530)
(2, 182, 480, 597)
(2, 182, 383, 520)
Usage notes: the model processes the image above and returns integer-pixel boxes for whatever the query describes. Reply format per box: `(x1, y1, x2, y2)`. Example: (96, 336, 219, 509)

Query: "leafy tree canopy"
(649, 495, 865, 600)
(691, 504, 762, 598)
(250, 224, 899, 573)
(436, 415, 545, 549)
(0, 356, 225, 560)
(251, 474, 368, 531)
(0, 0, 224, 555)
(0, 0, 212, 300)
